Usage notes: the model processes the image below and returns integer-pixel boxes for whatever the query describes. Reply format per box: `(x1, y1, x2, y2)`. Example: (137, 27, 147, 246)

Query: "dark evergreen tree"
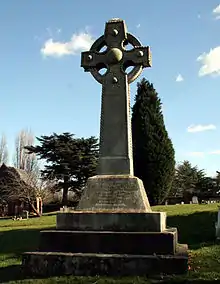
(132, 78, 175, 205)
(24, 132, 99, 205)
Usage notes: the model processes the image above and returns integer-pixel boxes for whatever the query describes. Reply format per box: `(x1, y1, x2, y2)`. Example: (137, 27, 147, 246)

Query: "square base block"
(56, 211, 166, 232)
(77, 175, 151, 212)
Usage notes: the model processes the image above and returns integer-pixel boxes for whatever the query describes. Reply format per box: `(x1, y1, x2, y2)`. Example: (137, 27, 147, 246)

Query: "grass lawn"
(0, 204, 220, 283)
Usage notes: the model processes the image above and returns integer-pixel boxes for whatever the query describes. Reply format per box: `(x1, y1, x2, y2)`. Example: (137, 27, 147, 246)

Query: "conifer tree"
(132, 78, 175, 205)
(25, 132, 99, 205)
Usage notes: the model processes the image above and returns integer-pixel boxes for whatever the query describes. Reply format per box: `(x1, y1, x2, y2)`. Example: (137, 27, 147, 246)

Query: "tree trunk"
(29, 202, 41, 217)
(183, 191, 191, 204)
(62, 176, 69, 206)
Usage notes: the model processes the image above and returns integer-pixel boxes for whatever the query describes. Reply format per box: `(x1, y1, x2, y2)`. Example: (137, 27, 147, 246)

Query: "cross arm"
(81, 51, 108, 72)
(123, 46, 152, 69)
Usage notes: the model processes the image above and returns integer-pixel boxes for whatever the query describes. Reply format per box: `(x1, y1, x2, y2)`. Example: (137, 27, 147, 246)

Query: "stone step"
(22, 244, 188, 277)
(39, 228, 177, 255)
(56, 211, 166, 232)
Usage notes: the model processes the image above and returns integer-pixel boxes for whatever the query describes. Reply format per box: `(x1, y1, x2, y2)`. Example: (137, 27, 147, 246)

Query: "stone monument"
(22, 19, 188, 277)
(77, 17, 151, 212)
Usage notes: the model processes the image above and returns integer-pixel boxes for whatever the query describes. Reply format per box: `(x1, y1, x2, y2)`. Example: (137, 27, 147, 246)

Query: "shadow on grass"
(0, 227, 54, 283)
(0, 227, 55, 255)
(0, 210, 218, 283)
(167, 211, 217, 249)
(0, 265, 23, 283)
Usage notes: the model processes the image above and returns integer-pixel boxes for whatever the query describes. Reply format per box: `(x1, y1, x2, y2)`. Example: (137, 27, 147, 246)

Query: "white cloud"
(176, 74, 184, 82)
(187, 124, 216, 133)
(41, 32, 94, 58)
(209, 150, 220, 155)
(197, 46, 220, 76)
(187, 151, 205, 157)
(185, 149, 220, 157)
(213, 4, 220, 19)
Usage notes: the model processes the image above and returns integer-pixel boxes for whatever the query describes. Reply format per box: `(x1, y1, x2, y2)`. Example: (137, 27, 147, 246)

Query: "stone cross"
(81, 18, 151, 175)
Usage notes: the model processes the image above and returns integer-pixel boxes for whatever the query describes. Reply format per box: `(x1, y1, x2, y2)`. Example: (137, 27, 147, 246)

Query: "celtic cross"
(81, 18, 152, 175)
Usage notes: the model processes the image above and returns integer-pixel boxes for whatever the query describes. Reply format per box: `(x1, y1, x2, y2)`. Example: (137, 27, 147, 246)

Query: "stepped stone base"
(21, 174, 188, 276)
(22, 245, 188, 277)
(57, 211, 166, 232)
(77, 175, 151, 212)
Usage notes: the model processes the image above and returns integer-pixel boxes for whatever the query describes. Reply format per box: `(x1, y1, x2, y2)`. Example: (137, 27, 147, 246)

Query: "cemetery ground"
(0, 204, 219, 283)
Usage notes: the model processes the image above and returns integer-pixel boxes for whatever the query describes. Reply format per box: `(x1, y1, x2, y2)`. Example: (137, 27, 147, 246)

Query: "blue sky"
(1, 1, 220, 176)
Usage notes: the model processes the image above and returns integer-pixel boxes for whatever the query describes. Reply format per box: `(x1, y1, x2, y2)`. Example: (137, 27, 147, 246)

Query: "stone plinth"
(77, 175, 151, 212)
(56, 211, 166, 232)
(22, 245, 188, 277)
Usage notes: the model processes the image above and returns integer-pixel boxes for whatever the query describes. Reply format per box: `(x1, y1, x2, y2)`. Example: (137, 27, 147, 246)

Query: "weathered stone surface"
(39, 228, 177, 255)
(22, 245, 188, 277)
(56, 211, 166, 232)
(81, 19, 151, 176)
(77, 175, 151, 211)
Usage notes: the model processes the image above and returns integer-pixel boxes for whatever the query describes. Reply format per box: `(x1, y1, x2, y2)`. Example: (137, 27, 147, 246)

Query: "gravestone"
(216, 207, 220, 239)
(22, 19, 188, 277)
(21, 210, 29, 219)
(192, 196, 199, 204)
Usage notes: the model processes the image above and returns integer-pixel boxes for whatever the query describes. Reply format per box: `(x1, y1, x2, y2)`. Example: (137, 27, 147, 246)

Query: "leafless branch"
(13, 129, 40, 176)
(0, 134, 8, 165)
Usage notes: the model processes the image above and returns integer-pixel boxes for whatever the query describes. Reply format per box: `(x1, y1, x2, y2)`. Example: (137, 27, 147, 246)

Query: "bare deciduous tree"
(0, 164, 56, 217)
(25, 171, 56, 205)
(0, 134, 8, 165)
(13, 129, 39, 176)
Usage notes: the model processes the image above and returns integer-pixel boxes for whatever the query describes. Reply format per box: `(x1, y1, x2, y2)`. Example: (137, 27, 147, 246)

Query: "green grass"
(0, 204, 220, 283)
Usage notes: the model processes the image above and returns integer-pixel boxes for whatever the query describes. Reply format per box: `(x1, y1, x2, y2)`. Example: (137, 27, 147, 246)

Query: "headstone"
(14, 204, 18, 216)
(192, 196, 199, 204)
(60, 206, 69, 212)
(22, 18, 188, 277)
(216, 207, 220, 239)
(21, 210, 29, 219)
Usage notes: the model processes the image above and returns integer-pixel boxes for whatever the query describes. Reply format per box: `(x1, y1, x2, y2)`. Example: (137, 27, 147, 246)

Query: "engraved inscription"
(91, 178, 139, 209)
(95, 190, 127, 208)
